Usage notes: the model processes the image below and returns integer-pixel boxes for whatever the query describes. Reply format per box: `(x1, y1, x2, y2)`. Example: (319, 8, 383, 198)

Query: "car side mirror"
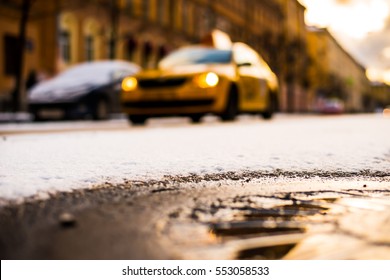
(237, 62, 252, 67)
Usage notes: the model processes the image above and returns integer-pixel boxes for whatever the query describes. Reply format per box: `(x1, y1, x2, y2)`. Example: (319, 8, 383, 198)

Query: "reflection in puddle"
(238, 244, 296, 260)
(204, 191, 390, 259)
(212, 221, 304, 237)
(206, 196, 334, 259)
(169, 189, 390, 259)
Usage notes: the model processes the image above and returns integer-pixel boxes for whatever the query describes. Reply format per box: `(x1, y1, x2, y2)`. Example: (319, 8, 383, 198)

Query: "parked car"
(28, 60, 140, 121)
(121, 40, 278, 125)
(383, 106, 390, 117)
(318, 98, 345, 114)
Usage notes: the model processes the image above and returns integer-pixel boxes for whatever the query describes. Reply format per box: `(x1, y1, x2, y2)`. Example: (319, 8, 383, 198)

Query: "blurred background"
(1, 0, 390, 116)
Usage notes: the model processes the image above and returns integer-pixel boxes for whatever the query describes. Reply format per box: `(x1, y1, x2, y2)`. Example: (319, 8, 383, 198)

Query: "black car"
(28, 60, 140, 121)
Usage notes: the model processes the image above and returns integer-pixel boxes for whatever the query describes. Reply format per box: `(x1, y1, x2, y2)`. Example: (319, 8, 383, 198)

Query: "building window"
(182, 0, 189, 34)
(3, 35, 18, 76)
(85, 35, 94, 61)
(142, 41, 153, 68)
(59, 30, 71, 63)
(168, 0, 175, 28)
(143, 0, 150, 20)
(157, 44, 168, 60)
(126, 0, 134, 14)
(106, 39, 111, 59)
(126, 36, 138, 61)
(158, 0, 165, 25)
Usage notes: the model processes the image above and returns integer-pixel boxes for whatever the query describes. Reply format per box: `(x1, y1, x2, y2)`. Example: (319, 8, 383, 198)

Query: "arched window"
(158, 0, 165, 24)
(85, 36, 94, 61)
(182, 0, 189, 34)
(157, 45, 168, 61)
(142, 41, 153, 68)
(125, 0, 134, 15)
(59, 12, 78, 66)
(143, 0, 150, 21)
(83, 18, 101, 61)
(125, 36, 138, 61)
(59, 30, 71, 63)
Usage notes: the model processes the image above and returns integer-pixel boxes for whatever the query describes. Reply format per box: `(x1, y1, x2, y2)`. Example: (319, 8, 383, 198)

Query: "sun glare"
(383, 47, 390, 59)
(367, 68, 390, 85)
(366, 68, 380, 81)
(300, 0, 390, 39)
(384, 70, 390, 85)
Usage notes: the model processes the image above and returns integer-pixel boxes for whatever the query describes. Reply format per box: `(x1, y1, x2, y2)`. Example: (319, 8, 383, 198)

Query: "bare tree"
(5, 0, 122, 111)
(12, 0, 33, 112)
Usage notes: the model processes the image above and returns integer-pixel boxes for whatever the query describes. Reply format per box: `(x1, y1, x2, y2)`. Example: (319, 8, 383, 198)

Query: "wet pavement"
(170, 187, 390, 259)
(1, 173, 389, 260)
(1, 115, 389, 259)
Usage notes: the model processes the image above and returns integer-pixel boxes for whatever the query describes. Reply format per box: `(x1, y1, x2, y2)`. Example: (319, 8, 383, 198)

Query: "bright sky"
(299, 0, 390, 85)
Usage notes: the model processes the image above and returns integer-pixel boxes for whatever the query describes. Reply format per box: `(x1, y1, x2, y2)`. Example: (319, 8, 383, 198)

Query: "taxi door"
(233, 43, 268, 112)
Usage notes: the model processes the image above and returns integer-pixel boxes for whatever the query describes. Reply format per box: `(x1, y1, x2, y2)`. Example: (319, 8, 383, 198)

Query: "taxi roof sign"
(201, 29, 233, 50)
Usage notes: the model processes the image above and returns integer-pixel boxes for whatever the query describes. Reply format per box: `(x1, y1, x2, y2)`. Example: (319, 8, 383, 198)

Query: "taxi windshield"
(159, 47, 232, 69)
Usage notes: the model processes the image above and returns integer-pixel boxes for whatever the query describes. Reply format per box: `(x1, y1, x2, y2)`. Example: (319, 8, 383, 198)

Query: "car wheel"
(93, 99, 109, 120)
(128, 115, 147, 125)
(31, 111, 43, 122)
(189, 114, 203, 123)
(220, 88, 238, 122)
(262, 91, 275, 120)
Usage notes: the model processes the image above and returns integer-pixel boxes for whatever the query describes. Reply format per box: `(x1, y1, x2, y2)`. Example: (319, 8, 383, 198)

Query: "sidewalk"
(0, 112, 32, 123)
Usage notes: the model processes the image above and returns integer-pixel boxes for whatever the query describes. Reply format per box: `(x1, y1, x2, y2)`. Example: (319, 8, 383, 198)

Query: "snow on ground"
(0, 114, 389, 202)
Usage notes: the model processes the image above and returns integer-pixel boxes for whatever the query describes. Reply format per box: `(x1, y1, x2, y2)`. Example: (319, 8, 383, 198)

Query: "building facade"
(369, 82, 390, 110)
(1, 0, 326, 113)
(275, 0, 309, 112)
(1, 0, 291, 111)
(306, 27, 370, 112)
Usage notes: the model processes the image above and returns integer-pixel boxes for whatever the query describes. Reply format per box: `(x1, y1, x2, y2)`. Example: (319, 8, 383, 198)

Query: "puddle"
(238, 244, 296, 260)
(206, 195, 337, 259)
(212, 221, 304, 237)
(168, 189, 390, 260)
(240, 206, 326, 218)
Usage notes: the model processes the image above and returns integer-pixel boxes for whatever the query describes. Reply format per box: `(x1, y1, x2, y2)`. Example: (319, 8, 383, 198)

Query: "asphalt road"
(1, 114, 389, 259)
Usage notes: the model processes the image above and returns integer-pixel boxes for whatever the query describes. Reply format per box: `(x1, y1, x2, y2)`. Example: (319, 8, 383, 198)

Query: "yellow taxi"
(121, 34, 278, 125)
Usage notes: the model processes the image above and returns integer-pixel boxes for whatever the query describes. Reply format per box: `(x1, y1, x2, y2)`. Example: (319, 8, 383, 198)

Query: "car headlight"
(194, 72, 219, 88)
(122, 77, 138, 92)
